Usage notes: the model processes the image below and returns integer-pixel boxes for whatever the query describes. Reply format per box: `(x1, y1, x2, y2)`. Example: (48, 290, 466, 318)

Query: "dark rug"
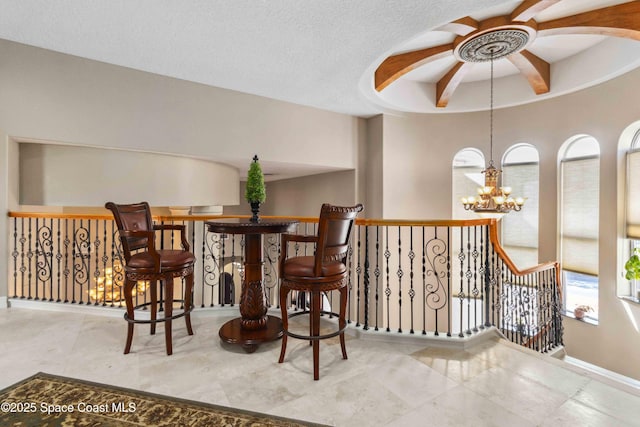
(0, 372, 328, 426)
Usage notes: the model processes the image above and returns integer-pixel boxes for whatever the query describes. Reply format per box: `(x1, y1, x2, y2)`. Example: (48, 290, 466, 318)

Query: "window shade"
(561, 157, 599, 276)
(626, 151, 640, 239)
(502, 163, 539, 267)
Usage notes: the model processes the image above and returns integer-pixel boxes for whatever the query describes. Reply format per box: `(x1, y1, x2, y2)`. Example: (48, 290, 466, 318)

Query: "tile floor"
(0, 306, 639, 426)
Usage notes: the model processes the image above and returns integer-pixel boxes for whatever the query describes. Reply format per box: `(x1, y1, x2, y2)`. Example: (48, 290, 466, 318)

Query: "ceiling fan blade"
(507, 50, 550, 95)
(511, 0, 562, 22)
(375, 43, 453, 92)
(538, 2, 640, 40)
(436, 61, 475, 108)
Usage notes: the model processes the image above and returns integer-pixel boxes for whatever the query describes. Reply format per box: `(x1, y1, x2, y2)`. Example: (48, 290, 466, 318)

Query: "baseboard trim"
(563, 355, 640, 393)
(8, 298, 125, 318)
(0, 296, 7, 309)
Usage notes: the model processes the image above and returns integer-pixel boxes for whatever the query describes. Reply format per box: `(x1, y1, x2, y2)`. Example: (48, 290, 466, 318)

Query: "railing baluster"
(363, 225, 370, 331)
(28, 218, 33, 300)
(458, 226, 464, 338)
(5, 213, 563, 354)
(408, 227, 415, 334)
(374, 226, 380, 332)
(397, 226, 402, 333)
(385, 226, 391, 332)
(355, 227, 362, 327)
(11, 218, 18, 298)
(446, 226, 452, 337)
(92, 220, 100, 305)
(56, 219, 62, 303)
(421, 226, 426, 335)
(482, 225, 490, 328)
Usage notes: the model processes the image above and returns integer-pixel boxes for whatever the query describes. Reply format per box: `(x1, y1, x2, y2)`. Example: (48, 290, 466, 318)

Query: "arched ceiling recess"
(370, 0, 640, 113)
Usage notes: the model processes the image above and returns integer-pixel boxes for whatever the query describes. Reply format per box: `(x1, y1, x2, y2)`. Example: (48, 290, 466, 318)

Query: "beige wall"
(380, 68, 640, 380)
(0, 131, 8, 299)
(0, 39, 359, 171)
(365, 115, 384, 218)
(255, 170, 357, 217)
(19, 143, 239, 207)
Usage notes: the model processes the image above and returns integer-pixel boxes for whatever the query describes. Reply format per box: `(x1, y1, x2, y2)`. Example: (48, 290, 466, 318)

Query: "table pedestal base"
(218, 315, 283, 353)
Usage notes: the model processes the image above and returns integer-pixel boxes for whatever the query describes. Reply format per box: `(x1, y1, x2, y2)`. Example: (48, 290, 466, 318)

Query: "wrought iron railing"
(6, 212, 563, 353)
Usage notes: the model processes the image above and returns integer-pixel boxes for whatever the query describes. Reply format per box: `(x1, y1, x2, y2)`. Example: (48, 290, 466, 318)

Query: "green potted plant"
(624, 247, 640, 299)
(245, 155, 266, 222)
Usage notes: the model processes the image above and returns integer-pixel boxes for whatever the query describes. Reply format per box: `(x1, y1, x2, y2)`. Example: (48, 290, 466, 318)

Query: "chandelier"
(461, 37, 525, 216)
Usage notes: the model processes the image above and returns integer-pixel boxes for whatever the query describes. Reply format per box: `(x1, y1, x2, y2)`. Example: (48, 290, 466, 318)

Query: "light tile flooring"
(1, 306, 639, 426)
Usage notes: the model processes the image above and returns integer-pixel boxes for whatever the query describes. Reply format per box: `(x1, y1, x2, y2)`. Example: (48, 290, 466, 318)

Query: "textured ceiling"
(0, 0, 602, 118)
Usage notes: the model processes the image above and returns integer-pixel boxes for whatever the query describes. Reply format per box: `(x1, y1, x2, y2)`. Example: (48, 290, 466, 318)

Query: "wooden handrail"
(8, 211, 494, 227)
(7, 210, 559, 276)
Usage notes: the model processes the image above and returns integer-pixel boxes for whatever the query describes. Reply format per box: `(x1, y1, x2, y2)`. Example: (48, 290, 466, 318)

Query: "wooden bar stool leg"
(150, 280, 157, 335)
(311, 290, 321, 380)
(307, 292, 313, 346)
(123, 278, 136, 354)
(184, 274, 194, 336)
(164, 276, 174, 356)
(339, 286, 348, 360)
(279, 286, 290, 363)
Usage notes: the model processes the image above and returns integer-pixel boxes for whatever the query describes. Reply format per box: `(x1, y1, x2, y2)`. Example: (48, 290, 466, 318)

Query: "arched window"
(559, 135, 600, 320)
(452, 148, 484, 219)
(625, 127, 640, 300)
(501, 144, 539, 267)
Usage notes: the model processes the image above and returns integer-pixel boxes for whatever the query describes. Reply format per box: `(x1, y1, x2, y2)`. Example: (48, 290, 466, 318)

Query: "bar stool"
(105, 201, 195, 355)
(278, 203, 363, 380)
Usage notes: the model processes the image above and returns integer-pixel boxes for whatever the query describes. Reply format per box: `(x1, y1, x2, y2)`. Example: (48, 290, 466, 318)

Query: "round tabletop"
(205, 218, 298, 235)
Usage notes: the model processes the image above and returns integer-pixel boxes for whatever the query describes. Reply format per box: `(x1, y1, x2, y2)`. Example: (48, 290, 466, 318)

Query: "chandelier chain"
(489, 52, 494, 167)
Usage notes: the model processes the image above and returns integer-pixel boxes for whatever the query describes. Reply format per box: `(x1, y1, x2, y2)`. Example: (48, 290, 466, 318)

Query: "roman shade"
(560, 156, 599, 276)
(626, 150, 640, 239)
(502, 162, 539, 268)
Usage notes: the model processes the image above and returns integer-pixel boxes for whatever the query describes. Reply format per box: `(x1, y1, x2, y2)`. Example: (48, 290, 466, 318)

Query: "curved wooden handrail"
(488, 219, 562, 301)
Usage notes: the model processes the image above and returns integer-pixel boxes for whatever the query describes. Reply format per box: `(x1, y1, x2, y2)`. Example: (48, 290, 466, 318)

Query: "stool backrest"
(105, 201, 154, 262)
(314, 203, 363, 275)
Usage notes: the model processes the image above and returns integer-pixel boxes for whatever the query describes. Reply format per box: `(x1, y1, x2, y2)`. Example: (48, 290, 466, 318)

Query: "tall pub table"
(206, 218, 298, 352)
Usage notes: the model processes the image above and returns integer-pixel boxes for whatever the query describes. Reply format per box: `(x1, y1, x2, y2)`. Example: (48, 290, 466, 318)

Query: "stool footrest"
(285, 309, 347, 341)
(124, 300, 194, 325)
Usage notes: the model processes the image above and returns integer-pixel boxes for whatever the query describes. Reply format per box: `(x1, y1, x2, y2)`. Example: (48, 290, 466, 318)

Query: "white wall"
(380, 67, 640, 380)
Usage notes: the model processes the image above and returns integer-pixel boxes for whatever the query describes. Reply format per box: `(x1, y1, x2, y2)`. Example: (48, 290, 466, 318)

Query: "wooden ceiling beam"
(538, 2, 640, 40)
(436, 16, 479, 36)
(507, 50, 550, 95)
(375, 43, 453, 92)
(436, 61, 474, 108)
(511, 0, 561, 22)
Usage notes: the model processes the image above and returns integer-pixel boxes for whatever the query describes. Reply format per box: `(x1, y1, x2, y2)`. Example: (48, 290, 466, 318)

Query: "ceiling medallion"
(458, 29, 530, 62)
